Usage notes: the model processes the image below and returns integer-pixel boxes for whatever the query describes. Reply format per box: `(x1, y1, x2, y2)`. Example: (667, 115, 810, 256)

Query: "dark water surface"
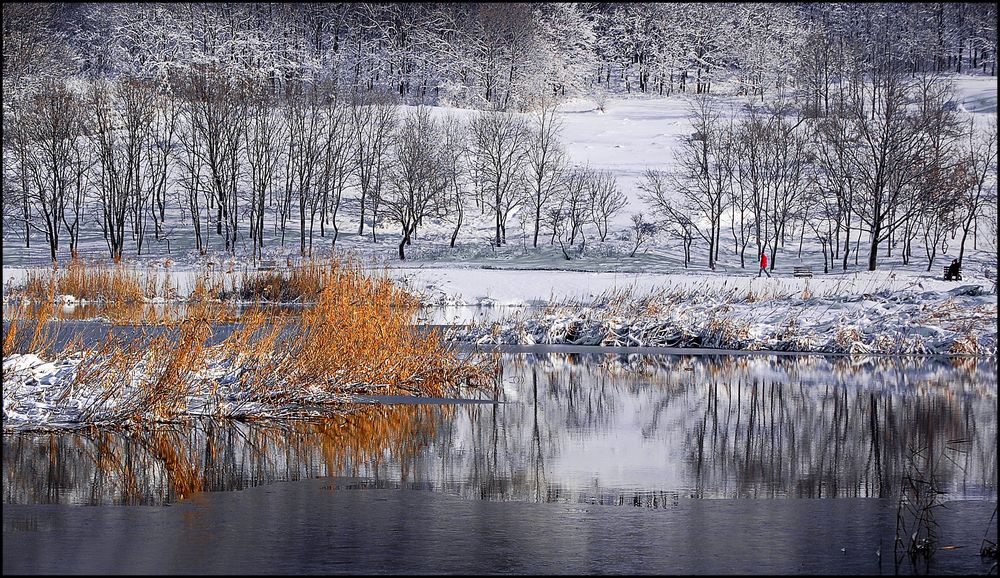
(4, 352, 997, 574)
(4, 481, 996, 575)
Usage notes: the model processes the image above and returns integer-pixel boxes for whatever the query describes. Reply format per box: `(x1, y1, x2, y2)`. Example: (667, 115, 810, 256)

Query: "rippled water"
(3, 351, 997, 574)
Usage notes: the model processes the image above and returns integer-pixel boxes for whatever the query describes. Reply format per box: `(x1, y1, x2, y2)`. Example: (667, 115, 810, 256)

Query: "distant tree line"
(641, 81, 997, 273)
(3, 3, 996, 109)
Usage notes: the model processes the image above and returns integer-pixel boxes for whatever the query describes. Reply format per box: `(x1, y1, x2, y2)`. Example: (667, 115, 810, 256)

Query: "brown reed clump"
(3, 289, 239, 327)
(949, 331, 979, 355)
(229, 257, 366, 303)
(71, 319, 214, 423)
(220, 258, 494, 400)
(187, 269, 233, 303)
(11, 256, 494, 427)
(834, 325, 864, 350)
(13, 259, 149, 303)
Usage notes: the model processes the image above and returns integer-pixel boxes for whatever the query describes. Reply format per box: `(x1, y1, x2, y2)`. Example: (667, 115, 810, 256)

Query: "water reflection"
(3, 405, 448, 506)
(4, 353, 996, 506)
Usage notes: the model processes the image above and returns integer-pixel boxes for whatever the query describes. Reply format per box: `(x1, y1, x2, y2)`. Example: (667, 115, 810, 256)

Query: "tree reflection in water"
(4, 353, 996, 506)
(3, 404, 449, 505)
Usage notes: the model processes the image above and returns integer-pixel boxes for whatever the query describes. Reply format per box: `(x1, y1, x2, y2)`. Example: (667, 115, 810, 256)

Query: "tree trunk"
(867, 239, 879, 271)
(451, 204, 463, 248)
(398, 229, 409, 260)
(533, 206, 541, 247)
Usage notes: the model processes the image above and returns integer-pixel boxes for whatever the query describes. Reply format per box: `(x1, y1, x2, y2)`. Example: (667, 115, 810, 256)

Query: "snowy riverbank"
(446, 283, 998, 355)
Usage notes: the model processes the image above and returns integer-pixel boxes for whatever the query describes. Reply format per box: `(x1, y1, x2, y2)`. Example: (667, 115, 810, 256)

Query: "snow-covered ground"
(1, 349, 361, 431)
(3, 76, 995, 278)
(446, 283, 996, 355)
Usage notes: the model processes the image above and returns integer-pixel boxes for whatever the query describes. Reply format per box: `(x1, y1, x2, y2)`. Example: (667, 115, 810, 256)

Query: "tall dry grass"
(6, 256, 403, 324)
(15, 259, 151, 303)
(3, 303, 63, 358)
(227, 257, 378, 303)
(2, 297, 237, 328)
(7, 256, 494, 427)
(211, 259, 492, 404)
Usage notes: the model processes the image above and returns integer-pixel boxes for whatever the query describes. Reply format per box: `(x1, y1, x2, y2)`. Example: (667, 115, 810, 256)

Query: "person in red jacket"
(757, 252, 771, 278)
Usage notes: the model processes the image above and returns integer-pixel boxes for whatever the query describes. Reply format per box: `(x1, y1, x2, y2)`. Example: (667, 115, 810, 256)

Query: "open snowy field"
(5, 80, 998, 305)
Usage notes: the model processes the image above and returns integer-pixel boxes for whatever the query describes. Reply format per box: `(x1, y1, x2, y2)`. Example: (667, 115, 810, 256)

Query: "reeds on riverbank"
(3, 256, 495, 429)
(14, 259, 154, 303)
(452, 284, 998, 355)
(6, 255, 402, 306)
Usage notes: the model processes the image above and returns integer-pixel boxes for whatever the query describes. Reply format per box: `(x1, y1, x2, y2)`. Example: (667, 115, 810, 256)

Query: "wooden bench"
(943, 266, 962, 281)
(793, 266, 813, 278)
(257, 259, 278, 271)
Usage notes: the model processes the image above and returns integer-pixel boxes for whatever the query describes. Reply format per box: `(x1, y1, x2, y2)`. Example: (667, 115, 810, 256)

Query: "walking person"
(757, 251, 771, 278)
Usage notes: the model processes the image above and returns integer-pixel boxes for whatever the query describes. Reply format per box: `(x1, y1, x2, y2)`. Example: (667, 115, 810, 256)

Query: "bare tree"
(628, 213, 656, 257)
(813, 113, 861, 271)
(761, 106, 809, 269)
(175, 99, 204, 254)
(182, 66, 245, 254)
(351, 90, 397, 242)
(588, 168, 626, 242)
(546, 204, 580, 261)
(20, 81, 88, 262)
(524, 101, 566, 247)
(802, 178, 840, 273)
(62, 116, 95, 258)
(561, 165, 591, 246)
(283, 81, 326, 256)
(6, 99, 37, 249)
(469, 109, 529, 246)
(114, 78, 158, 256)
(316, 83, 354, 247)
(147, 84, 179, 244)
(841, 72, 950, 271)
(723, 114, 753, 268)
(732, 103, 808, 271)
(898, 76, 965, 267)
(955, 116, 997, 266)
(385, 106, 446, 260)
(440, 114, 469, 248)
(662, 96, 731, 269)
(918, 202, 958, 272)
(638, 168, 695, 268)
(242, 82, 284, 259)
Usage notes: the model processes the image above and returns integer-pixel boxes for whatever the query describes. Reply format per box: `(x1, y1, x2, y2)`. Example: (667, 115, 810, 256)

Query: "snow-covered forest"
(2, 2, 997, 273)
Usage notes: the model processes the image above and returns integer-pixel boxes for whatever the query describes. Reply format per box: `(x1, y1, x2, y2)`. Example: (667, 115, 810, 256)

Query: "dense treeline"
(2, 3, 997, 270)
(4, 3, 996, 105)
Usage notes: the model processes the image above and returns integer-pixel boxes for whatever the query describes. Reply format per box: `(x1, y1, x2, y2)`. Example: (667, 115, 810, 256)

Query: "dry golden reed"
(15, 259, 149, 303)
(8, 256, 494, 427)
(2, 303, 62, 358)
